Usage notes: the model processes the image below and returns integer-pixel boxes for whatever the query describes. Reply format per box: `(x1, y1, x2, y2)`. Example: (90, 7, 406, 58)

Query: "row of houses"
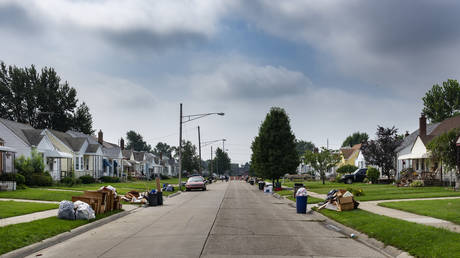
(0, 118, 179, 180)
(298, 114, 460, 182)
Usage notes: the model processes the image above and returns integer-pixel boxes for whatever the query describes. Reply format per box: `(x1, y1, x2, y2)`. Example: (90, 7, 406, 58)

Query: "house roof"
(340, 147, 355, 160)
(430, 114, 460, 136)
(122, 149, 132, 159)
(396, 122, 440, 152)
(67, 130, 121, 158)
(0, 118, 35, 146)
(48, 129, 86, 152)
(133, 151, 145, 162)
(85, 144, 100, 154)
(22, 129, 44, 146)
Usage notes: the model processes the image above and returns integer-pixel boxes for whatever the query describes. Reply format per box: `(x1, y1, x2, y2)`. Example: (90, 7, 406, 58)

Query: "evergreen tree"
(295, 139, 315, 158)
(153, 142, 173, 158)
(72, 102, 94, 134)
(209, 147, 231, 175)
(342, 132, 369, 147)
(180, 140, 199, 174)
(250, 107, 298, 185)
(126, 130, 152, 152)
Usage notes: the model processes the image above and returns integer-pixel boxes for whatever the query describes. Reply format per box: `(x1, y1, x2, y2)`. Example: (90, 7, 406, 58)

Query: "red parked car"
(185, 176, 206, 191)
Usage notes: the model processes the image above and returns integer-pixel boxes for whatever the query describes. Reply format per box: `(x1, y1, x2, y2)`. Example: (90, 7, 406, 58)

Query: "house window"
(75, 157, 79, 170)
(421, 159, 425, 171)
(85, 157, 89, 170)
(80, 157, 84, 170)
(416, 160, 419, 170)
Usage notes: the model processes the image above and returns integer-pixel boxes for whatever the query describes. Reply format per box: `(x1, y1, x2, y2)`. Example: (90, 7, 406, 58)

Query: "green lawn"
(0, 201, 58, 219)
(379, 198, 460, 225)
(0, 188, 82, 202)
(318, 208, 460, 258)
(0, 210, 122, 255)
(49, 178, 180, 195)
(283, 180, 460, 201)
(275, 190, 323, 204)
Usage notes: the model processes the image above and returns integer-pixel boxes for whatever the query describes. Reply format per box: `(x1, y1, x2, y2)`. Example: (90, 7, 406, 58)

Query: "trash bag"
(326, 189, 338, 201)
(74, 201, 96, 220)
(165, 184, 174, 192)
(296, 187, 308, 196)
(58, 200, 76, 220)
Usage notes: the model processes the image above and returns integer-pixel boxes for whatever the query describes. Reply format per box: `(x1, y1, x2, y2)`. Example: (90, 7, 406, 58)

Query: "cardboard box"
(338, 196, 353, 204)
(337, 196, 354, 211)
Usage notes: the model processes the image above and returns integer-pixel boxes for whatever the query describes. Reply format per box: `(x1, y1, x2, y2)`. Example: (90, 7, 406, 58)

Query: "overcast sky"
(2, 0, 460, 164)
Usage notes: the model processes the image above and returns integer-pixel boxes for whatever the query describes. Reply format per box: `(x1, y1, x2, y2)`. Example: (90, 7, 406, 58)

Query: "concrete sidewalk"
(304, 190, 460, 233)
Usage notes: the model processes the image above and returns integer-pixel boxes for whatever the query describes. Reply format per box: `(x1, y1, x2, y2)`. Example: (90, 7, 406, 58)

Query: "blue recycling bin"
(296, 196, 308, 214)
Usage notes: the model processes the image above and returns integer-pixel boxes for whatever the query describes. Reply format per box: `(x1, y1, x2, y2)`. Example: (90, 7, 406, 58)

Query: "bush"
(80, 175, 96, 184)
(160, 174, 170, 180)
(363, 178, 369, 184)
(347, 187, 364, 196)
(29, 174, 52, 186)
(60, 177, 76, 186)
(337, 165, 358, 174)
(99, 176, 120, 183)
(0, 173, 17, 181)
(410, 180, 424, 187)
(366, 167, 379, 184)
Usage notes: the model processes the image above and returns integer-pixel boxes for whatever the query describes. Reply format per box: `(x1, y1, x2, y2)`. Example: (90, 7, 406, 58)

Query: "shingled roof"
(396, 123, 440, 152)
(0, 118, 35, 146)
(49, 130, 86, 152)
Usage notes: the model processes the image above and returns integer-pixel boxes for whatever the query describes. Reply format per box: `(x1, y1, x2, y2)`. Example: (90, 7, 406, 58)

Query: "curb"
(1, 207, 139, 258)
(270, 194, 412, 258)
(166, 191, 182, 198)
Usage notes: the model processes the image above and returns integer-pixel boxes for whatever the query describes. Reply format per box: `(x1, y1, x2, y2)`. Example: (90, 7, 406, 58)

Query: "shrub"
(366, 167, 379, 184)
(410, 180, 424, 187)
(347, 187, 364, 196)
(29, 174, 52, 186)
(99, 176, 120, 183)
(80, 175, 96, 184)
(0, 173, 17, 181)
(337, 165, 358, 174)
(160, 174, 170, 180)
(127, 175, 133, 181)
(60, 177, 75, 186)
(363, 178, 369, 184)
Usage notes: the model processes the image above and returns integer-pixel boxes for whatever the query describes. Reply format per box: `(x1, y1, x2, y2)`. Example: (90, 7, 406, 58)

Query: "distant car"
(185, 176, 206, 191)
(341, 168, 368, 184)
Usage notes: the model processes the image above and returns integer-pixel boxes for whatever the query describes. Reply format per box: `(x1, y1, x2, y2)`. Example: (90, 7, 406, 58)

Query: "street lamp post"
(198, 126, 202, 175)
(178, 103, 224, 190)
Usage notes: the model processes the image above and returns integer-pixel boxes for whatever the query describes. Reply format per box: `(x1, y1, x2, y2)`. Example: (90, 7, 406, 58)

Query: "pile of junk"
(317, 189, 359, 211)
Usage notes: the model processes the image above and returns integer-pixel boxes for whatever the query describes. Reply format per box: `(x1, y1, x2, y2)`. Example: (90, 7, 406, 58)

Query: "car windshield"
(353, 169, 362, 175)
(188, 177, 203, 182)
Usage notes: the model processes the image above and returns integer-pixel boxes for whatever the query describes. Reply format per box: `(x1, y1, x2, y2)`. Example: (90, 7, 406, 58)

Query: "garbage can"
(296, 196, 308, 214)
(293, 183, 304, 198)
(258, 181, 265, 190)
(157, 191, 163, 206)
(147, 192, 158, 206)
(249, 179, 254, 185)
(274, 182, 282, 191)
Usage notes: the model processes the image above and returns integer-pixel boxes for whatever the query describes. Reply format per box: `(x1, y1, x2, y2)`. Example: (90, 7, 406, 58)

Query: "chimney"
(120, 138, 124, 150)
(98, 130, 103, 145)
(419, 113, 427, 137)
(405, 131, 410, 137)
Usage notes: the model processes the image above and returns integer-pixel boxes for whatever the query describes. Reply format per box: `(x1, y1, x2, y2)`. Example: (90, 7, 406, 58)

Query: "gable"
(36, 134, 54, 151)
(411, 136, 427, 155)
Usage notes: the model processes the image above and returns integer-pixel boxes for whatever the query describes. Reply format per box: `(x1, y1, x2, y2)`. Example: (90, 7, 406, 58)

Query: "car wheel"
(186, 188, 190, 191)
(202, 187, 206, 191)
(346, 178, 353, 184)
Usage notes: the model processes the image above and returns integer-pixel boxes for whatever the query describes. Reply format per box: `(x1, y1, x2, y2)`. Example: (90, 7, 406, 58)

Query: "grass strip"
(317, 208, 460, 258)
(379, 198, 460, 225)
(0, 201, 58, 219)
(0, 188, 82, 202)
(282, 181, 460, 201)
(0, 209, 122, 255)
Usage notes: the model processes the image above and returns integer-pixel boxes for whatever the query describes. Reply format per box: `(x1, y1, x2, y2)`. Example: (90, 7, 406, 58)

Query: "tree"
(304, 148, 341, 184)
(153, 142, 172, 158)
(180, 140, 199, 174)
(422, 79, 460, 123)
(295, 139, 315, 158)
(366, 167, 379, 184)
(126, 130, 152, 152)
(342, 132, 369, 147)
(72, 102, 94, 134)
(250, 107, 298, 185)
(427, 129, 460, 189)
(0, 61, 93, 133)
(361, 126, 402, 179)
(209, 147, 231, 175)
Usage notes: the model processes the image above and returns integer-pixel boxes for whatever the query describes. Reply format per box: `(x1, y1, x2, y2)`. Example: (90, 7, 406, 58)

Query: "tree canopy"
(250, 107, 298, 184)
(153, 142, 173, 158)
(304, 148, 341, 184)
(342, 132, 369, 147)
(361, 126, 402, 178)
(126, 130, 152, 152)
(209, 147, 231, 175)
(180, 140, 199, 174)
(427, 129, 460, 188)
(0, 62, 93, 133)
(295, 139, 316, 158)
(422, 79, 460, 123)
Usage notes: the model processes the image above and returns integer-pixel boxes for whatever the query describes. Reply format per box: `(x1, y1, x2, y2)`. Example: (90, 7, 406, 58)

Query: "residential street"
(26, 182, 387, 258)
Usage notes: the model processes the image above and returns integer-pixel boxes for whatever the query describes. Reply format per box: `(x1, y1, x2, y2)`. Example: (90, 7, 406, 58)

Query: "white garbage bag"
(296, 187, 308, 197)
(99, 185, 117, 197)
(74, 201, 96, 220)
(58, 200, 76, 220)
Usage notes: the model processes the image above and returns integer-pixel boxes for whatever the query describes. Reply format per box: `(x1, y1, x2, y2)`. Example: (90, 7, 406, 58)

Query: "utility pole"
(210, 146, 213, 175)
(198, 126, 202, 175)
(178, 103, 183, 190)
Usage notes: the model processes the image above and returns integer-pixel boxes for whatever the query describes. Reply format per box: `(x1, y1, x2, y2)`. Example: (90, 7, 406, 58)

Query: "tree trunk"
(321, 171, 325, 185)
(272, 178, 275, 187)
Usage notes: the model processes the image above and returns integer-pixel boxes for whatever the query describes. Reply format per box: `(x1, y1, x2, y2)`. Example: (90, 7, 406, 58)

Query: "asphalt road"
(26, 181, 388, 258)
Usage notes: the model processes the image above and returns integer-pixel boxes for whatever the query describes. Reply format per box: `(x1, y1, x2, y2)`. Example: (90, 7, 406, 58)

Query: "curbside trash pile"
(58, 200, 96, 220)
(317, 189, 359, 212)
(69, 185, 121, 216)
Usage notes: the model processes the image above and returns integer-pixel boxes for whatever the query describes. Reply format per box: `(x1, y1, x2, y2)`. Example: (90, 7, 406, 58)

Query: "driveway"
(25, 181, 388, 258)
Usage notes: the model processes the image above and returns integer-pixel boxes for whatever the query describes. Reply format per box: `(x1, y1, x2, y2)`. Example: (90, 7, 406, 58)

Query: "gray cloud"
(0, 2, 40, 34)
